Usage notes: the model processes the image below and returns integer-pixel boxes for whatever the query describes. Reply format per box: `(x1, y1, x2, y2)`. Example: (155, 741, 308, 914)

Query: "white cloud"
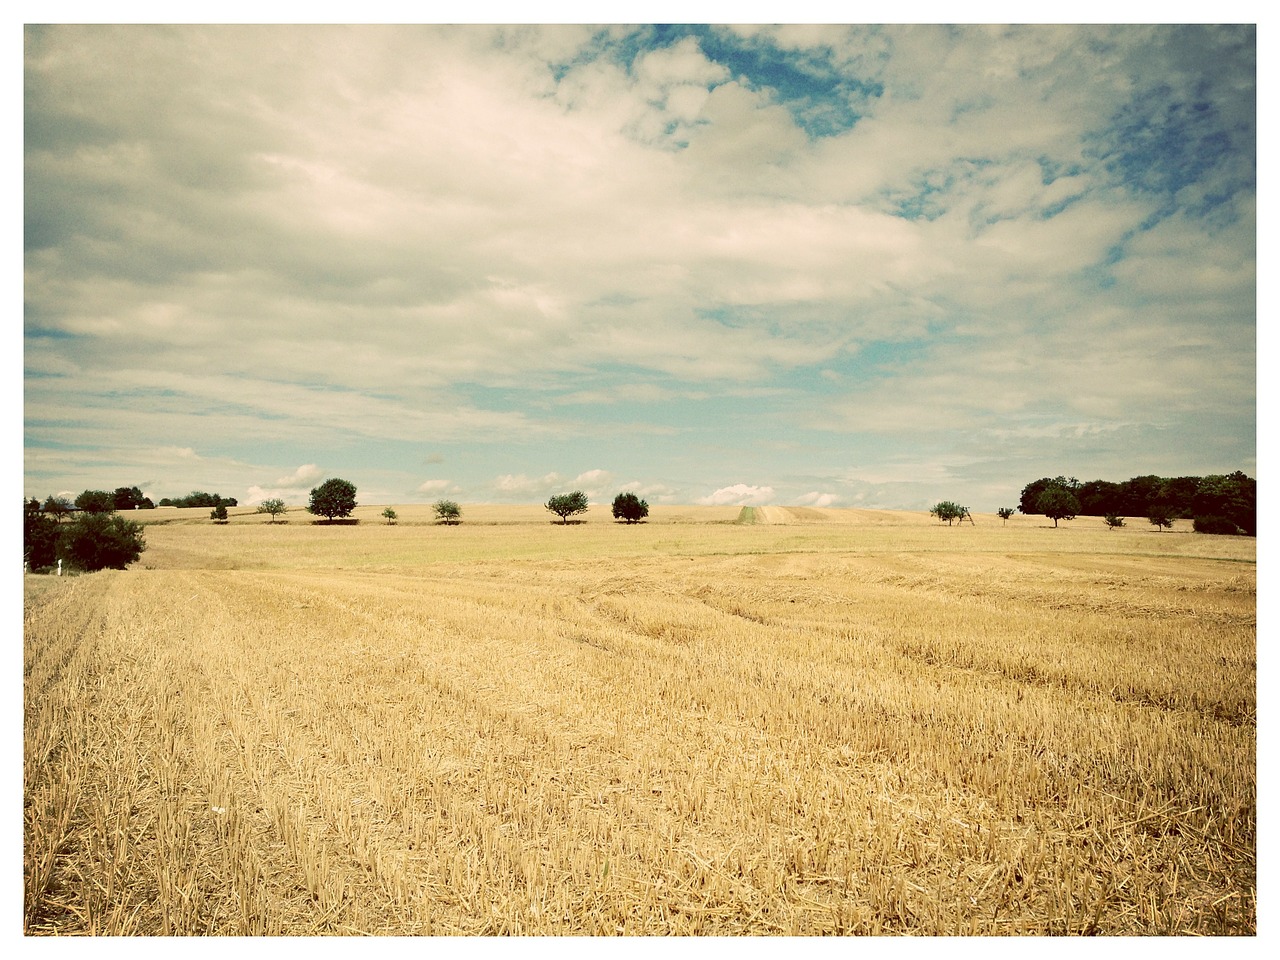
(22, 26, 1254, 512)
(796, 491, 840, 508)
(417, 479, 453, 494)
(697, 484, 776, 507)
(274, 464, 324, 488)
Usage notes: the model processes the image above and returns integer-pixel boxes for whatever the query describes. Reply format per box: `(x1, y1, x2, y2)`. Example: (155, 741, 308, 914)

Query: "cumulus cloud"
(796, 491, 839, 508)
(697, 484, 776, 507)
(274, 464, 324, 488)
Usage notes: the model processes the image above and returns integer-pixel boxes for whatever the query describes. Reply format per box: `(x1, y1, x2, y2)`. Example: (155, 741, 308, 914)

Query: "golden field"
(23, 505, 1255, 935)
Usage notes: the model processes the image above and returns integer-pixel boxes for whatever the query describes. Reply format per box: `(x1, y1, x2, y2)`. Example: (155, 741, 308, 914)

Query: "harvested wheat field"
(23, 507, 1255, 935)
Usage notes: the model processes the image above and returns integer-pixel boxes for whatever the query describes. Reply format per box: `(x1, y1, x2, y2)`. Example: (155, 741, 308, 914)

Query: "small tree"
(57, 512, 146, 571)
(930, 501, 966, 525)
(1148, 507, 1174, 532)
(612, 492, 649, 523)
(433, 500, 461, 525)
(546, 490, 589, 524)
(1035, 485, 1080, 528)
(997, 507, 1014, 525)
(257, 498, 287, 523)
(1104, 513, 1126, 530)
(210, 504, 229, 524)
(42, 495, 74, 522)
(382, 507, 398, 525)
(309, 478, 357, 521)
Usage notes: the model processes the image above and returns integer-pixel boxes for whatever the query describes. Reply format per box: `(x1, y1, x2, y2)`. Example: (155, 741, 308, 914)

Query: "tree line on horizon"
(1018, 472, 1255, 536)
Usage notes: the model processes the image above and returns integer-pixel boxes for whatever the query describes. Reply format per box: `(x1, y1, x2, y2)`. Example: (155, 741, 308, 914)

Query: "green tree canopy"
(308, 479, 357, 521)
(75, 489, 116, 513)
(929, 501, 967, 525)
(57, 512, 146, 571)
(546, 491, 589, 524)
(611, 492, 649, 523)
(433, 500, 461, 524)
(24, 500, 59, 569)
(257, 498, 287, 522)
(42, 495, 74, 521)
(1035, 485, 1080, 528)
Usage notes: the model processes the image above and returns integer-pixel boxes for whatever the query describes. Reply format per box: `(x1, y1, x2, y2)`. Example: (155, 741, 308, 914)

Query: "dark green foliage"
(24, 500, 60, 569)
(158, 492, 239, 508)
(1193, 515, 1244, 536)
(1076, 479, 1122, 516)
(1104, 513, 1126, 530)
(1148, 507, 1175, 532)
(42, 495, 74, 520)
(1192, 472, 1255, 536)
(210, 504, 228, 523)
(114, 485, 154, 510)
(57, 512, 146, 571)
(1018, 476, 1080, 515)
(75, 489, 116, 513)
(997, 507, 1015, 524)
(1019, 471, 1254, 536)
(433, 500, 461, 524)
(930, 501, 967, 525)
(612, 492, 649, 523)
(546, 491, 589, 524)
(1035, 485, 1080, 527)
(308, 478, 358, 521)
(382, 507, 399, 525)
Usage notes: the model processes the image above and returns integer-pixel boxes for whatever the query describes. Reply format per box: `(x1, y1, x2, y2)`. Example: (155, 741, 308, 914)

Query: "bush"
(210, 504, 228, 523)
(57, 512, 146, 571)
(611, 492, 649, 523)
(1193, 515, 1243, 536)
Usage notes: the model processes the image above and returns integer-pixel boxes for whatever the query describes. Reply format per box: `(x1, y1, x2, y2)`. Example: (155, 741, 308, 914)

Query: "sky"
(22, 17, 1258, 513)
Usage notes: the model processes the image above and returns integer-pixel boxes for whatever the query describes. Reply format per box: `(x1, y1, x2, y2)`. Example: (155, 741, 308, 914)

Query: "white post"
(57, 559, 62, 576)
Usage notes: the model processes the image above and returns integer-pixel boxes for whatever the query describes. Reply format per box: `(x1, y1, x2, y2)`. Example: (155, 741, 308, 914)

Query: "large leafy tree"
(75, 489, 116, 513)
(1019, 476, 1079, 515)
(546, 491, 589, 524)
(114, 485, 153, 510)
(57, 512, 146, 571)
(308, 479, 358, 521)
(1035, 485, 1080, 528)
(611, 492, 649, 523)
